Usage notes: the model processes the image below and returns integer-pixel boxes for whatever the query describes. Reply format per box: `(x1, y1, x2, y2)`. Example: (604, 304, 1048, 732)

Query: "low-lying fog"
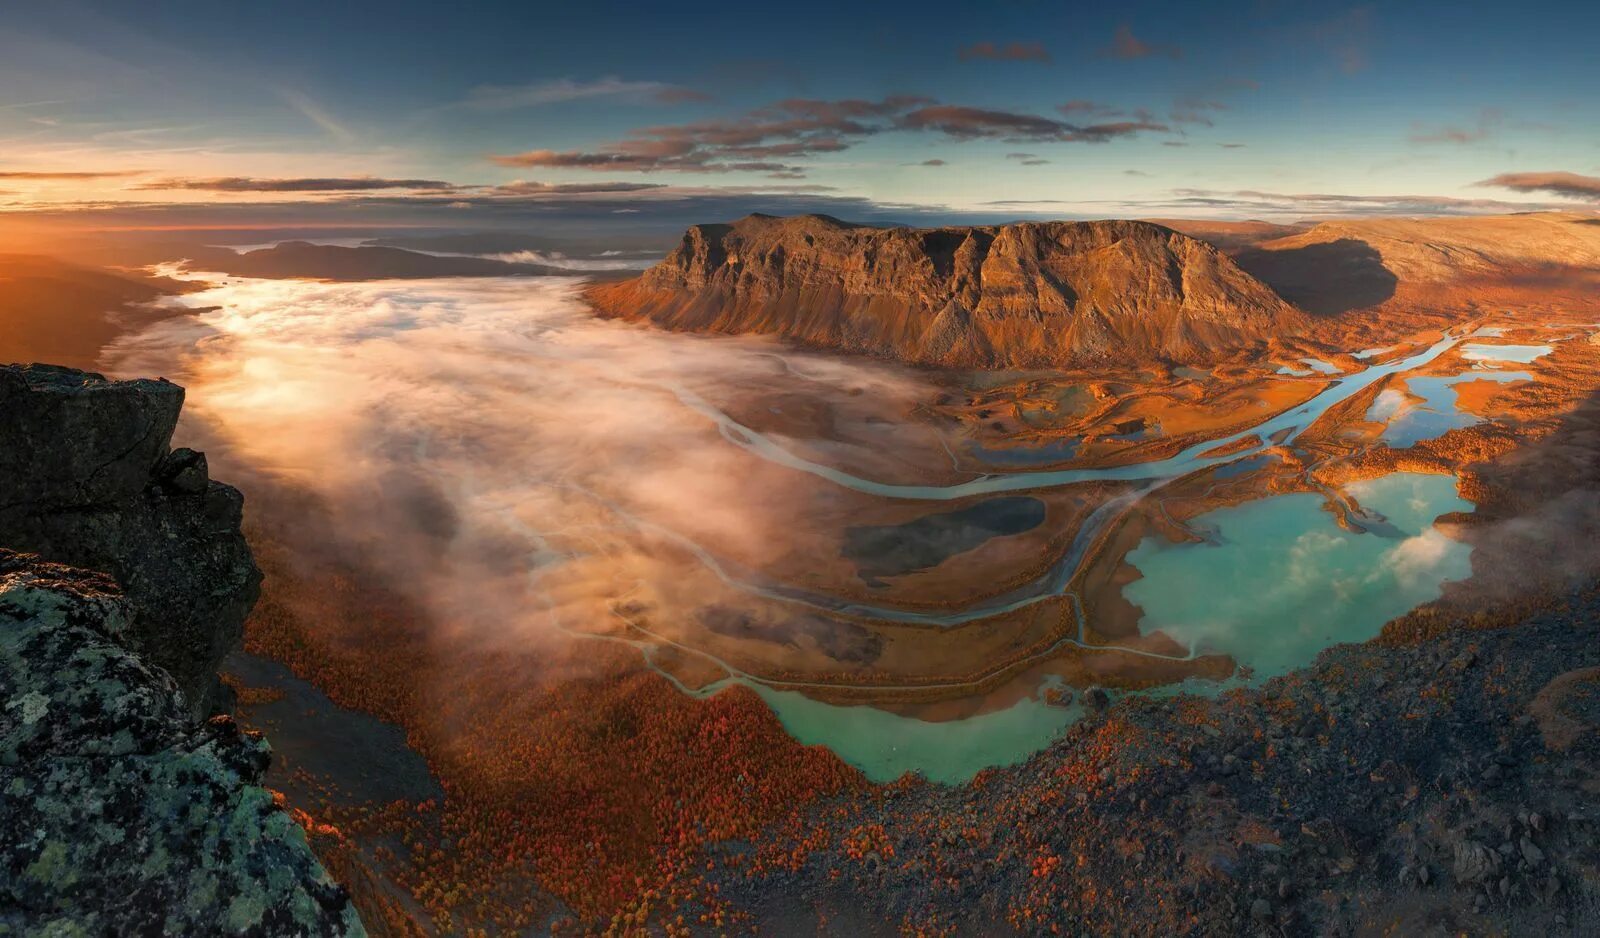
(105, 272, 948, 655)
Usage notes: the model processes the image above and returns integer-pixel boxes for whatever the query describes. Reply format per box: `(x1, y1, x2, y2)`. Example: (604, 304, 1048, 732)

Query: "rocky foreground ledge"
(0, 364, 259, 717)
(0, 364, 360, 935)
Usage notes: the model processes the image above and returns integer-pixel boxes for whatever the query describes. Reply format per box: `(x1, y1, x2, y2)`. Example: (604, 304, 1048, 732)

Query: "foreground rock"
(0, 550, 362, 935)
(0, 363, 259, 717)
(586, 214, 1302, 368)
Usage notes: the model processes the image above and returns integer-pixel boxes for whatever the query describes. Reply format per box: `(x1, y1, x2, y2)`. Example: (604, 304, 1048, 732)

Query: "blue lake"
(751, 684, 1082, 784)
(1368, 372, 1531, 447)
(1459, 343, 1552, 364)
(1122, 473, 1472, 678)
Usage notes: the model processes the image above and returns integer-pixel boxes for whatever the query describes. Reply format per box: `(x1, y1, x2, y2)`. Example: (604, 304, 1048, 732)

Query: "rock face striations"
(0, 364, 259, 718)
(0, 364, 360, 934)
(586, 214, 1302, 367)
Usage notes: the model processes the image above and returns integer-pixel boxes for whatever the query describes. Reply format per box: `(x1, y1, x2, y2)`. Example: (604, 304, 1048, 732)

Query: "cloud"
(1474, 171, 1600, 201)
(958, 41, 1051, 63)
(279, 88, 355, 143)
(1103, 24, 1181, 60)
(1169, 99, 1228, 127)
(1410, 108, 1503, 145)
(101, 274, 946, 672)
(1057, 100, 1120, 117)
(134, 176, 461, 192)
(897, 105, 1167, 143)
(486, 180, 668, 196)
(1154, 187, 1578, 216)
(491, 96, 932, 176)
(490, 94, 1174, 178)
(463, 76, 710, 110)
(1006, 152, 1049, 166)
(917, 159, 946, 167)
(0, 170, 145, 180)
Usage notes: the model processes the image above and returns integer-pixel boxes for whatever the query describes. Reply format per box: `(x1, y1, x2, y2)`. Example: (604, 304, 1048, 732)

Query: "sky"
(3, 0, 1600, 233)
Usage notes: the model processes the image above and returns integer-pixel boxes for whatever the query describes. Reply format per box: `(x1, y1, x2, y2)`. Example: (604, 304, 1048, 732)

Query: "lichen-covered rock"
(0, 550, 364, 936)
(0, 364, 259, 717)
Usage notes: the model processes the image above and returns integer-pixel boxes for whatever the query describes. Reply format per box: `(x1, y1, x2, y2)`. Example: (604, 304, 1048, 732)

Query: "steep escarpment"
(0, 550, 361, 935)
(585, 214, 1302, 367)
(0, 364, 259, 717)
(0, 365, 358, 933)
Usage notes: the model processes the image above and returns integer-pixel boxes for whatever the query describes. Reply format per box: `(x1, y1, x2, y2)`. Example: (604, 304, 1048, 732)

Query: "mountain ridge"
(585, 214, 1304, 368)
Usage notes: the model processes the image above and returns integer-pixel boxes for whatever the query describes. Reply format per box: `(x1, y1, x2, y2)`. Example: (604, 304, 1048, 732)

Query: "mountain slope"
(0, 254, 187, 370)
(585, 214, 1302, 368)
(1234, 212, 1600, 317)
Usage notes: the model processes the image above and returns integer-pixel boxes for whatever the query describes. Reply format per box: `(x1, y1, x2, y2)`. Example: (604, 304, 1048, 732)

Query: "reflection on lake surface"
(1370, 372, 1531, 446)
(752, 683, 1082, 784)
(1460, 343, 1552, 364)
(1123, 473, 1471, 677)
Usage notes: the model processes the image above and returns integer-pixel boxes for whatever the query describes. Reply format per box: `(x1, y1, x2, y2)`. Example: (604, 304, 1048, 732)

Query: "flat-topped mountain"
(585, 214, 1302, 367)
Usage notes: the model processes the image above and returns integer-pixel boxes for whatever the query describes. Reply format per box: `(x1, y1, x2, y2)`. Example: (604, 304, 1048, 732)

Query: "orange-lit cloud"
(134, 176, 460, 193)
(0, 170, 145, 180)
(1476, 171, 1600, 201)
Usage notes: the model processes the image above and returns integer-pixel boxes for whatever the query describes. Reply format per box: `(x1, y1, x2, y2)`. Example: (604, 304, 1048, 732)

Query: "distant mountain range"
(188, 241, 572, 280)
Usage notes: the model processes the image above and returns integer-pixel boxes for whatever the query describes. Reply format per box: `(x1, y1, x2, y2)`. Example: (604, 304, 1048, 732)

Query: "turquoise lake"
(1122, 472, 1472, 678)
(751, 683, 1081, 784)
(751, 473, 1474, 783)
(1368, 372, 1531, 447)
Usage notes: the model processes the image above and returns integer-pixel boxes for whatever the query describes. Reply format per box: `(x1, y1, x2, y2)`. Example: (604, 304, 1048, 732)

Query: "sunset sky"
(4, 1, 1599, 231)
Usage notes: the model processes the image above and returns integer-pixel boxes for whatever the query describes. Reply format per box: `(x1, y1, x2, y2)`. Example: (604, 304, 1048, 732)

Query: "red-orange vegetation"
(242, 524, 866, 932)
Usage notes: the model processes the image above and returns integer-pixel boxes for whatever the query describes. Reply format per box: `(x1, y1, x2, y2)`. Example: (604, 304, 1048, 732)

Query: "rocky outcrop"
(585, 214, 1302, 367)
(717, 590, 1600, 935)
(0, 550, 362, 935)
(0, 364, 259, 717)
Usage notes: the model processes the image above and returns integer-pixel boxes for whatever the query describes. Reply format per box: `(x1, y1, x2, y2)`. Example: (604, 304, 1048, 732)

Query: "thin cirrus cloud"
(1103, 24, 1182, 61)
(0, 170, 146, 180)
(1475, 172, 1600, 201)
(133, 176, 461, 193)
(484, 180, 667, 196)
(462, 76, 712, 110)
(1410, 109, 1503, 145)
(1154, 187, 1574, 216)
(895, 105, 1169, 143)
(958, 41, 1051, 63)
(1168, 98, 1228, 127)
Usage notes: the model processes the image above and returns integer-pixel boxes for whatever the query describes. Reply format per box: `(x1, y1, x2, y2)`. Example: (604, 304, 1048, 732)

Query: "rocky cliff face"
(0, 550, 362, 935)
(0, 365, 361, 934)
(0, 364, 259, 717)
(586, 214, 1302, 367)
